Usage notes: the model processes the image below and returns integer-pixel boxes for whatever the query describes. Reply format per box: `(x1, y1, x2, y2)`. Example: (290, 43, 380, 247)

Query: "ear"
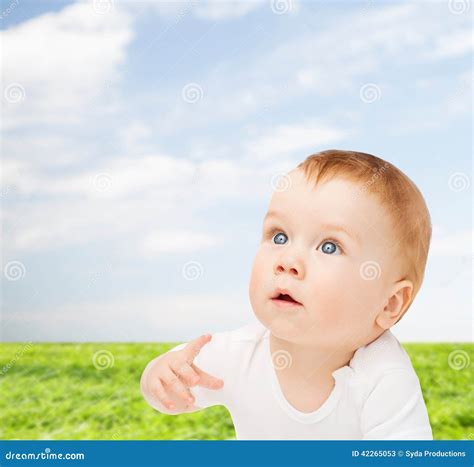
(375, 279, 414, 330)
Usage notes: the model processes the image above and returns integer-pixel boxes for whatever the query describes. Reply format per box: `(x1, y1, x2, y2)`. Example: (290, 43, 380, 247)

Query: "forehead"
(266, 169, 392, 240)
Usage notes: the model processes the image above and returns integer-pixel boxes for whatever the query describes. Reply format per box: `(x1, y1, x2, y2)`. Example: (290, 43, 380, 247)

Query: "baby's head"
(249, 149, 432, 351)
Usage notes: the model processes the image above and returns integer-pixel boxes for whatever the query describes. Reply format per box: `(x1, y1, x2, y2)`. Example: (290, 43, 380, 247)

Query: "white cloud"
(445, 68, 472, 117)
(429, 226, 473, 258)
(1, 1, 133, 130)
(150, 2, 472, 136)
(122, 0, 266, 22)
(244, 120, 349, 161)
(1, 154, 269, 254)
(194, 0, 265, 20)
(140, 230, 223, 256)
(2, 152, 271, 200)
(428, 28, 473, 60)
(2, 154, 194, 198)
(394, 264, 472, 342)
(120, 120, 154, 154)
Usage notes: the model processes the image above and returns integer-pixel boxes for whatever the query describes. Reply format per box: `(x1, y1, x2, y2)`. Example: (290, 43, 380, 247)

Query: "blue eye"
(272, 232, 288, 245)
(268, 229, 343, 255)
(320, 241, 342, 255)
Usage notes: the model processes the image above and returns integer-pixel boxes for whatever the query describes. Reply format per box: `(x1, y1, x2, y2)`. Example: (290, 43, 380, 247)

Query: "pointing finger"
(182, 334, 212, 363)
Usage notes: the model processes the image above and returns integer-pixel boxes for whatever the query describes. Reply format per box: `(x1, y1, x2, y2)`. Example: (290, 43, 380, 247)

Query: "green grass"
(0, 342, 472, 440)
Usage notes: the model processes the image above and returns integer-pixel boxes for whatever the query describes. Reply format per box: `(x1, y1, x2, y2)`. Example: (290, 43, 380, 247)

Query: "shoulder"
(227, 320, 268, 344)
(202, 320, 268, 355)
(350, 329, 415, 380)
(348, 329, 423, 398)
(352, 332, 432, 439)
(348, 330, 426, 416)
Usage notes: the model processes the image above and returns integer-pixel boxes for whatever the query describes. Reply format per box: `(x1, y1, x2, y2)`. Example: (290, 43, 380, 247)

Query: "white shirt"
(165, 321, 433, 440)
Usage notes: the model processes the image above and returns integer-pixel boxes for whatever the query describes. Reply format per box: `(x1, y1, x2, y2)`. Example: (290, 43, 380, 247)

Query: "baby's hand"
(140, 334, 224, 414)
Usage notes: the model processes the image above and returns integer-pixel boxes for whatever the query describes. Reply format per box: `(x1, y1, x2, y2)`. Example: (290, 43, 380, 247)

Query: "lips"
(276, 294, 297, 302)
(271, 288, 303, 307)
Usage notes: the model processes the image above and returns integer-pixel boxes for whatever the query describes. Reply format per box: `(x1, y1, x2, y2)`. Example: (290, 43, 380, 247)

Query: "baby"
(140, 149, 433, 440)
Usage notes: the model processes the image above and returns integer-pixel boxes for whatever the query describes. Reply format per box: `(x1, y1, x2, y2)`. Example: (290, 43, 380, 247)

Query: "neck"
(269, 332, 356, 383)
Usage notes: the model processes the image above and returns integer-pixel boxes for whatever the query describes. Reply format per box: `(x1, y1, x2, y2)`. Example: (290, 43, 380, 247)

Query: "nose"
(273, 252, 305, 279)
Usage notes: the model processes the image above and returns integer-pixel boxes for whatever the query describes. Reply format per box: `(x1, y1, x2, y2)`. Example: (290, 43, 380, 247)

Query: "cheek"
(307, 262, 379, 323)
(249, 250, 266, 303)
(308, 260, 354, 298)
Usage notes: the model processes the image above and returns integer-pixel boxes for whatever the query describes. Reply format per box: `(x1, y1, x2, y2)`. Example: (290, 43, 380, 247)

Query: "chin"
(257, 311, 306, 342)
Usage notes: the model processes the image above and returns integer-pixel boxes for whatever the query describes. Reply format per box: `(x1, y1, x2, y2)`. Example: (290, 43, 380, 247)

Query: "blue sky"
(0, 0, 472, 342)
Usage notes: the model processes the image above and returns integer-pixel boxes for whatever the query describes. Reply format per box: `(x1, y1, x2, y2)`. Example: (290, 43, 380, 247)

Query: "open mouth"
(276, 293, 298, 303)
(271, 293, 303, 307)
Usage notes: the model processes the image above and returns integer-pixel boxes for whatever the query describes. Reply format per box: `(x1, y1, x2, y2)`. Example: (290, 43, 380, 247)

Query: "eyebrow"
(263, 210, 360, 245)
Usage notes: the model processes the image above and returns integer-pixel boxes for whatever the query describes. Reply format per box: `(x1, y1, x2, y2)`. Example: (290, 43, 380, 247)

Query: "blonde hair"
(297, 149, 432, 321)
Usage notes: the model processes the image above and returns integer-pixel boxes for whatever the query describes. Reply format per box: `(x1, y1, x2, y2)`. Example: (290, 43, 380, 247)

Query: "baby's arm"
(360, 368, 433, 440)
(140, 334, 225, 415)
